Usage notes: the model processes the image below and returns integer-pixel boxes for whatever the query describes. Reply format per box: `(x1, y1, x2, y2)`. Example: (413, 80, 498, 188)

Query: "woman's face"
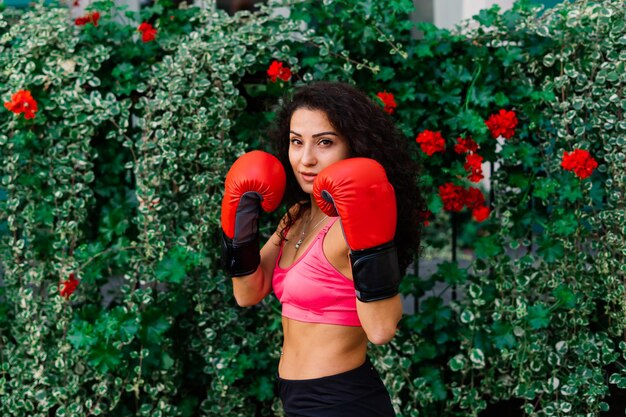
(288, 108, 351, 195)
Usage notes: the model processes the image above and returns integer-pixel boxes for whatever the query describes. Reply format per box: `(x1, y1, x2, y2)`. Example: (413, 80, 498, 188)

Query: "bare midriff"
(278, 316, 368, 380)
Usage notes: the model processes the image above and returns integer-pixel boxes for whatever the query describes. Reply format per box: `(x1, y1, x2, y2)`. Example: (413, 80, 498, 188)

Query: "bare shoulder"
(323, 218, 352, 279)
(326, 218, 348, 249)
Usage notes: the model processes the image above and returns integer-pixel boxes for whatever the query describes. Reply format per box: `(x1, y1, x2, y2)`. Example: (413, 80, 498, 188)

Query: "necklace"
(294, 214, 328, 249)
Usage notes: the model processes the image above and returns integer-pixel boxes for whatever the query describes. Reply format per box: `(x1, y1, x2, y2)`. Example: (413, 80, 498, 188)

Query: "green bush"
(0, 0, 624, 416)
(0, 1, 308, 415)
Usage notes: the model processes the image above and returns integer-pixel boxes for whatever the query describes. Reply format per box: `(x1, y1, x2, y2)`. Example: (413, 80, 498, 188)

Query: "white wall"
(430, 0, 515, 29)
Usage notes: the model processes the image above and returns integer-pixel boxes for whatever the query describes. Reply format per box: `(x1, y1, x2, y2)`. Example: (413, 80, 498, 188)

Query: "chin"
(293, 177, 309, 192)
(299, 183, 314, 195)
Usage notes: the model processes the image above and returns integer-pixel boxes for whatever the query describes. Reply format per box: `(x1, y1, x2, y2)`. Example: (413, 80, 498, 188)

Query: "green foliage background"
(0, 0, 624, 416)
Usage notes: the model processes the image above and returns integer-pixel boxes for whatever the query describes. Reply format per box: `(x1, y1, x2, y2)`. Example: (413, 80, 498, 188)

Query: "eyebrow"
(289, 130, 339, 138)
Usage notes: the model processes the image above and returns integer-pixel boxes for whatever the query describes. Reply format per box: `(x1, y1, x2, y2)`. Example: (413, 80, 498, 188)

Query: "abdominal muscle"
(278, 316, 368, 380)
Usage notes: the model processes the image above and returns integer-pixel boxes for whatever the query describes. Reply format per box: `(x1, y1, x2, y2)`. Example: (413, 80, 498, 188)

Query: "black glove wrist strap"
(350, 241, 401, 302)
(221, 231, 261, 277)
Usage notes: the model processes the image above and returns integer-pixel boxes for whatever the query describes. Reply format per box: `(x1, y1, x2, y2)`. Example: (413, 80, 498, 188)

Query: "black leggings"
(277, 358, 395, 417)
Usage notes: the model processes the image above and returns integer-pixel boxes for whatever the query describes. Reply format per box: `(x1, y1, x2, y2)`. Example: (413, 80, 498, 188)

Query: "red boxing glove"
(313, 158, 400, 302)
(221, 151, 286, 276)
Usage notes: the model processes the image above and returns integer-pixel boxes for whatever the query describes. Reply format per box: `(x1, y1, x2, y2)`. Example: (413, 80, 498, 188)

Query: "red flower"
(454, 136, 478, 154)
(267, 60, 292, 82)
(561, 149, 597, 179)
(468, 172, 483, 183)
(464, 153, 484, 183)
(138, 22, 157, 42)
(416, 130, 445, 156)
(75, 11, 100, 27)
(464, 187, 485, 210)
(60, 273, 79, 299)
(376, 91, 397, 114)
(439, 183, 466, 212)
(485, 109, 518, 139)
(472, 205, 491, 222)
(4, 90, 38, 120)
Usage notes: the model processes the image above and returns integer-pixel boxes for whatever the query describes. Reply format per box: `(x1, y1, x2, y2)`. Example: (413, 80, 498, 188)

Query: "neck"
(308, 197, 324, 220)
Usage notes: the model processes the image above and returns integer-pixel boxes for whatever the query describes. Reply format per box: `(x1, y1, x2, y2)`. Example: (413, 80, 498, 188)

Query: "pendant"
(294, 238, 304, 249)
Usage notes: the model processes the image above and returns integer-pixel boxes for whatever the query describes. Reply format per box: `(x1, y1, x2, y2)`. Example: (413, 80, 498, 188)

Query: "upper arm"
(356, 296, 402, 344)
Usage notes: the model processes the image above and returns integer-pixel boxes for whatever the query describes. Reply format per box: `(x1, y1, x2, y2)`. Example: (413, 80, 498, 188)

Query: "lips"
(300, 172, 317, 182)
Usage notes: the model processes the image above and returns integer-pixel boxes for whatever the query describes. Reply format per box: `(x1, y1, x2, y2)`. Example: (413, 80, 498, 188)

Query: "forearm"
(231, 231, 281, 307)
(232, 266, 271, 307)
(356, 294, 402, 345)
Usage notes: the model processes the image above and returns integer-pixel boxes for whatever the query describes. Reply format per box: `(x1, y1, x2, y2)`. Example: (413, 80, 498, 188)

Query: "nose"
(301, 143, 317, 166)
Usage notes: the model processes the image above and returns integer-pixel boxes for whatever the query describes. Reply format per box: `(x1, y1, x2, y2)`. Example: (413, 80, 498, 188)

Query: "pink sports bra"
(272, 217, 361, 327)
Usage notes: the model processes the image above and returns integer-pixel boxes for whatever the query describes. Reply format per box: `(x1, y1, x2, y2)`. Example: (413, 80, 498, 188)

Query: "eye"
(290, 137, 302, 146)
(318, 139, 333, 146)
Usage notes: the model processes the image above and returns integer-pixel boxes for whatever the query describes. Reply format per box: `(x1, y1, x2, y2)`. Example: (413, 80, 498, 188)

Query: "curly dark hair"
(269, 81, 424, 274)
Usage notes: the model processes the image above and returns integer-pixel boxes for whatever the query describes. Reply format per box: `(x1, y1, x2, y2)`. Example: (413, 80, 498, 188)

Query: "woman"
(220, 82, 422, 416)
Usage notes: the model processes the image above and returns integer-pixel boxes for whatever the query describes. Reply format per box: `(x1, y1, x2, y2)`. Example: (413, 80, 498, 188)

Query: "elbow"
(231, 271, 269, 307)
(234, 294, 261, 307)
(366, 326, 397, 345)
(235, 298, 253, 308)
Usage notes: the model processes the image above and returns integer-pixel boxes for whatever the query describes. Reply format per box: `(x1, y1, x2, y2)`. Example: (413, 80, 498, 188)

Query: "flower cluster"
(454, 136, 478, 154)
(416, 130, 445, 156)
(75, 11, 100, 26)
(439, 183, 490, 222)
(418, 111, 516, 224)
(138, 22, 157, 42)
(485, 109, 518, 139)
(4, 90, 38, 119)
(561, 149, 598, 179)
(438, 183, 466, 212)
(267, 61, 292, 82)
(454, 136, 483, 183)
(464, 153, 484, 183)
(60, 273, 79, 299)
(376, 91, 397, 114)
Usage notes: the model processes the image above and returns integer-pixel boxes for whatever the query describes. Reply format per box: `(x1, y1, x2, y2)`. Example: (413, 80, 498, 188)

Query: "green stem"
(77, 245, 138, 274)
(372, 24, 408, 59)
(464, 63, 482, 111)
